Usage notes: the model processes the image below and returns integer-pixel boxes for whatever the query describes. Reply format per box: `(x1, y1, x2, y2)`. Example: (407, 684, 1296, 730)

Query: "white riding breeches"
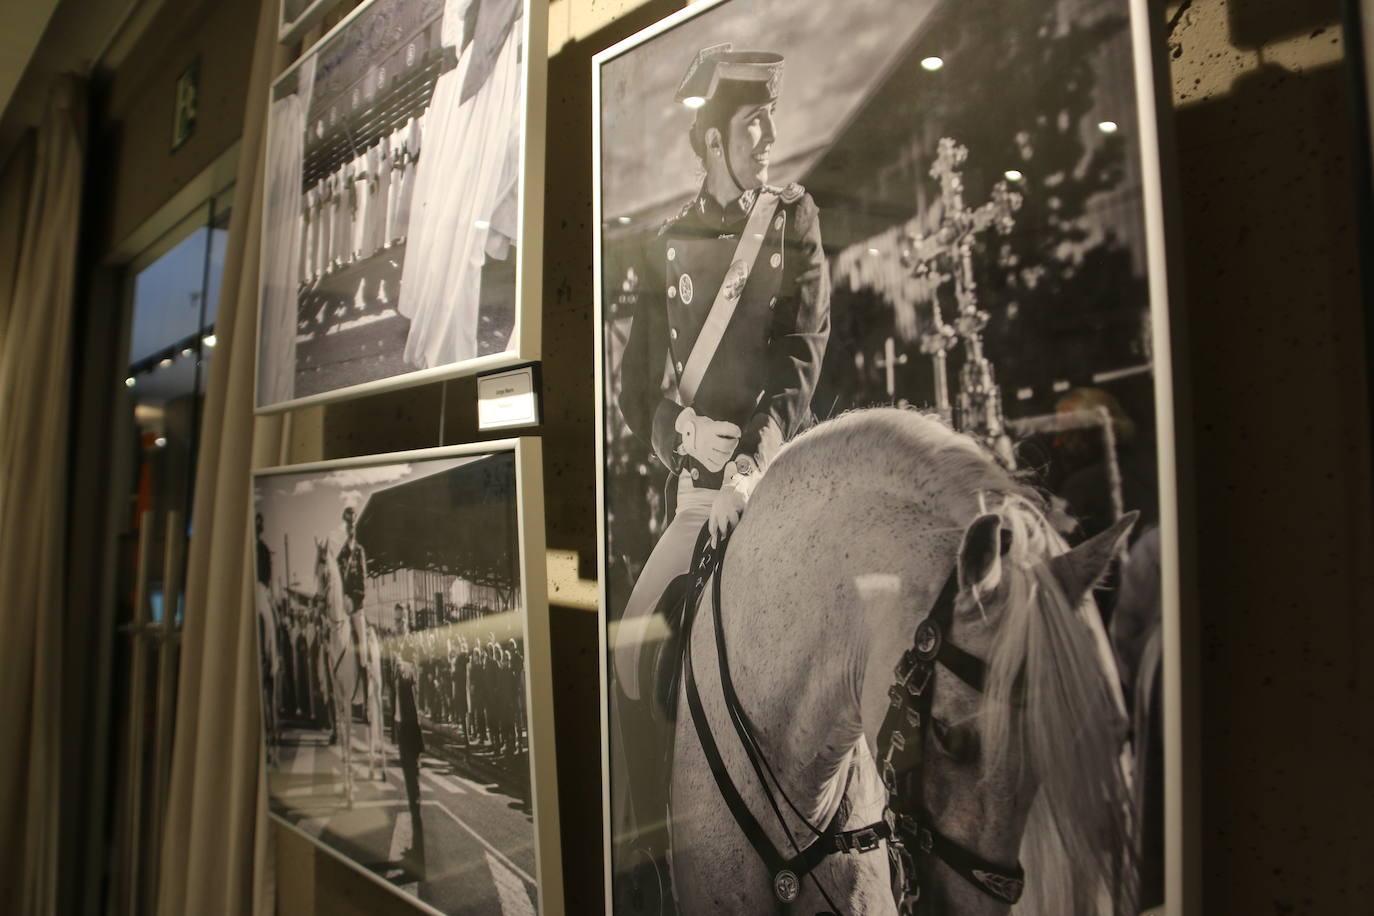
(613, 474, 716, 702)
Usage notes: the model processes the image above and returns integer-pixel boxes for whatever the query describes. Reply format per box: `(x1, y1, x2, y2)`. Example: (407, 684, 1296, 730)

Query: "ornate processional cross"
(907, 137, 1021, 466)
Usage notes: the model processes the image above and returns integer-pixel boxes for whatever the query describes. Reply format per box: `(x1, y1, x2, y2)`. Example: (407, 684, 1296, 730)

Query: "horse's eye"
(932, 718, 981, 765)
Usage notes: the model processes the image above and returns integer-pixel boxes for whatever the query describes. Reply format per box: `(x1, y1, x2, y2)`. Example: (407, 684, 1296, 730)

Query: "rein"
(682, 528, 1026, 913)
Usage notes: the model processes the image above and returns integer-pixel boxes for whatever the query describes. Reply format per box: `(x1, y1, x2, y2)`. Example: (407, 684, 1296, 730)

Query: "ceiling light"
(1003, 169, 1024, 182)
(1097, 120, 1119, 133)
(920, 57, 944, 72)
(125, 377, 136, 388)
(203, 334, 217, 348)
(682, 96, 706, 109)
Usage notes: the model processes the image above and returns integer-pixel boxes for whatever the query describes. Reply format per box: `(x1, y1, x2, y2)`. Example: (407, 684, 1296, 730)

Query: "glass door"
(107, 192, 231, 916)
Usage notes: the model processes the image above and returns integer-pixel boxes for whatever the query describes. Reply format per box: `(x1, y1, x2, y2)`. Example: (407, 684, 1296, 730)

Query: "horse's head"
(928, 498, 1138, 914)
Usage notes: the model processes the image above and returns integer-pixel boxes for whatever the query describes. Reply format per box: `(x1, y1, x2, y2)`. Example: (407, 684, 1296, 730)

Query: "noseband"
(682, 529, 1025, 914)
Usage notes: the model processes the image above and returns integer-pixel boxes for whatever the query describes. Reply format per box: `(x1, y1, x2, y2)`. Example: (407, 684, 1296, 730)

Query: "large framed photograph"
(278, 0, 345, 45)
(253, 440, 564, 914)
(594, 0, 1184, 912)
(257, 0, 547, 412)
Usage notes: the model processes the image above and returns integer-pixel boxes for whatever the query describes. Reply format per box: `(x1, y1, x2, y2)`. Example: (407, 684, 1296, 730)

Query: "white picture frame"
(251, 438, 563, 915)
(592, 0, 1191, 912)
(257, 0, 547, 412)
(278, 0, 346, 46)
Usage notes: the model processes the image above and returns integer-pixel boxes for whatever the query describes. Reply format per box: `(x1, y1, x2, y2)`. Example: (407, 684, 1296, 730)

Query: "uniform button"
(690, 468, 700, 481)
(774, 215, 784, 231)
(667, 247, 676, 261)
(675, 361, 683, 373)
(670, 328, 678, 340)
(769, 297, 777, 310)
(668, 285, 677, 299)
(770, 253, 782, 269)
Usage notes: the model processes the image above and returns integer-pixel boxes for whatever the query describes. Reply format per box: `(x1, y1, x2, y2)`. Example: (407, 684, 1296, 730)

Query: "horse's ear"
(1047, 510, 1139, 604)
(958, 513, 1004, 598)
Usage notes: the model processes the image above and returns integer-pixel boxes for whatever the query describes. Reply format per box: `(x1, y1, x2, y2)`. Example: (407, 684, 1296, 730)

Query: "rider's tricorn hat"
(675, 43, 784, 107)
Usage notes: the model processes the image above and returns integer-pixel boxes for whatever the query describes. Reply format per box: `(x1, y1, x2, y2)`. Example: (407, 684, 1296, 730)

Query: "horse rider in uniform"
(613, 44, 831, 705)
(338, 506, 370, 685)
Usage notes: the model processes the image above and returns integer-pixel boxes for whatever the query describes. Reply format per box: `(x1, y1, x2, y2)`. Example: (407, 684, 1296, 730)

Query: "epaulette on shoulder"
(777, 182, 806, 204)
(657, 198, 696, 237)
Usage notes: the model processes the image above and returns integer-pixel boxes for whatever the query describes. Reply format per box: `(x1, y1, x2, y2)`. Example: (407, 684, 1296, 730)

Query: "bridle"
(682, 529, 1026, 914)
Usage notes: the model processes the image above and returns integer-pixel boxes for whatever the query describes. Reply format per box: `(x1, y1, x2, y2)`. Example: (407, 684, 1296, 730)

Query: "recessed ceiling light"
(1098, 120, 1119, 133)
(921, 57, 944, 72)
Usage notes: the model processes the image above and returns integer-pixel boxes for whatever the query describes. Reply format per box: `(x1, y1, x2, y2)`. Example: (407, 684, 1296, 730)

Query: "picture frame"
(278, 0, 346, 46)
(593, 0, 1188, 912)
(256, 0, 547, 412)
(252, 438, 564, 915)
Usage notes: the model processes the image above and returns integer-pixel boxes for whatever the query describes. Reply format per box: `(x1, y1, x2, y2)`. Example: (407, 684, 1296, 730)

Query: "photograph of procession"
(596, 0, 1175, 912)
(258, 0, 538, 409)
(254, 449, 541, 915)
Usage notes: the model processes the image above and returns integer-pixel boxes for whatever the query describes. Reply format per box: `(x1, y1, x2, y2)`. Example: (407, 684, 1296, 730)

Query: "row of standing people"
(390, 619, 526, 757)
(299, 114, 424, 286)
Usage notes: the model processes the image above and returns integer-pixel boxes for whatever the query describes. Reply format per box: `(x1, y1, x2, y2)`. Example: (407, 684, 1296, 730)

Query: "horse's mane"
(764, 408, 1136, 913)
(981, 496, 1137, 916)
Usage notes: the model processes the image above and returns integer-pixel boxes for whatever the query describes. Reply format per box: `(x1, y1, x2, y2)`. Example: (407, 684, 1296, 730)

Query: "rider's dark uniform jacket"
(618, 183, 830, 488)
(338, 539, 366, 608)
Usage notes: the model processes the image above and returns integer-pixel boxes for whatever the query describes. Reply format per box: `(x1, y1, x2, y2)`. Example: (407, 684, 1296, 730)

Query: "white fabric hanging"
(396, 0, 522, 369)
(257, 53, 315, 406)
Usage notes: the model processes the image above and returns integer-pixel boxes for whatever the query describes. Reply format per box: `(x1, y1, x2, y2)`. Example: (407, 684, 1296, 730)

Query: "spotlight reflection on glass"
(617, 216, 632, 224)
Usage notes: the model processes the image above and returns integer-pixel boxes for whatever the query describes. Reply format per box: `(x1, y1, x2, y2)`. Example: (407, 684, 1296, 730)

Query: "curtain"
(155, 0, 292, 912)
(0, 77, 86, 916)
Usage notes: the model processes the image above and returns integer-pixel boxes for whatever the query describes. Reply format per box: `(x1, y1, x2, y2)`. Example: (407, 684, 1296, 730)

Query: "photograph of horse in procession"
(253, 451, 542, 915)
(596, 0, 1176, 912)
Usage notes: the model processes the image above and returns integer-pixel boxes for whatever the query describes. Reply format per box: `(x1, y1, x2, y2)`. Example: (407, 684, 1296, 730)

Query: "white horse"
(315, 539, 361, 806)
(670, 408, 1137, 915)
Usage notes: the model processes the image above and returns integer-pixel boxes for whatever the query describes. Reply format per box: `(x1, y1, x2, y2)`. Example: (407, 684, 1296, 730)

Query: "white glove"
(675, 408, 740, 473)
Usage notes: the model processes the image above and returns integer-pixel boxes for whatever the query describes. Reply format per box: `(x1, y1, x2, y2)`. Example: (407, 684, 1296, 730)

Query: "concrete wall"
(1168, 0, 1374, 912)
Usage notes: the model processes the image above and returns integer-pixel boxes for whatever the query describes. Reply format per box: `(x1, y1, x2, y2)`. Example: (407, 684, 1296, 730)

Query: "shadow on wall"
(1169, 0, 1374, 912)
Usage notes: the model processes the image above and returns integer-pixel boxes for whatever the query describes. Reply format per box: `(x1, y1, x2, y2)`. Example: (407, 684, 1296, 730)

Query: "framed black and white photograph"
(279, 0, 346, 46)
(252, 440, 564, 914)
(594, 0, 1183, 912)
(257, 0, 546, 412)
